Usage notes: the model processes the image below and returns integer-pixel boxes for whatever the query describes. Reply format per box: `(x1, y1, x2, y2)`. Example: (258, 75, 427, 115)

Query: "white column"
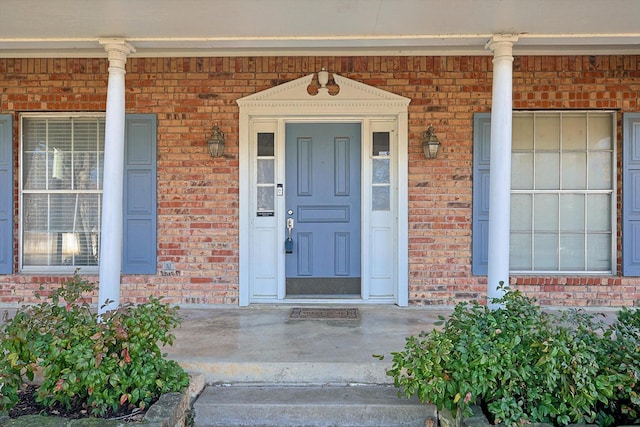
(98, 39, 135, 314)
(485, 35, 518, 308)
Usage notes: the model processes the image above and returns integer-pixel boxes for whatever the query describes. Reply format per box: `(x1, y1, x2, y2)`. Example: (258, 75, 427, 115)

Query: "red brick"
(1, 55, 640, 306)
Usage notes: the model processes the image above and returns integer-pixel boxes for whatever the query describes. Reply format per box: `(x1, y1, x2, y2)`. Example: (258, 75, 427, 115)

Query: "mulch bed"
(8, 384, 147, 423)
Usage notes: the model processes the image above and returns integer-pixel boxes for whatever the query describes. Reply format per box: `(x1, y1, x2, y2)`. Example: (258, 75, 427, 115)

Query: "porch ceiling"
(1, 0, 639, 58)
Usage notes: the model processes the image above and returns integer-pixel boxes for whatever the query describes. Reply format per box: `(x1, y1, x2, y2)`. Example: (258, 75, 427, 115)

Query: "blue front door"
(285, 123, 361, 296)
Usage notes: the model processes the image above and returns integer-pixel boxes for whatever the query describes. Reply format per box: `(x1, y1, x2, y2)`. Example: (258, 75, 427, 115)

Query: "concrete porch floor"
(163, 305, 452, 386)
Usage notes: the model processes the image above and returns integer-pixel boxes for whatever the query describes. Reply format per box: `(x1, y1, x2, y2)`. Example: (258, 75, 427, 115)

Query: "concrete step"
(193, 385, 436, 427)
(178, 360, 391, 385)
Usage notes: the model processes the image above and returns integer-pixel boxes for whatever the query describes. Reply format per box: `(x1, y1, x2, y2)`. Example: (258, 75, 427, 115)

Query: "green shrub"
(383, 284, 640, 426)
(0, 271, 189, 417)
(600, 306, 640, 423)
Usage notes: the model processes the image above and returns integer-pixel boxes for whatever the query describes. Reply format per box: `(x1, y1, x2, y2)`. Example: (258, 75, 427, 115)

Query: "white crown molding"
(2, 33, 640, 58)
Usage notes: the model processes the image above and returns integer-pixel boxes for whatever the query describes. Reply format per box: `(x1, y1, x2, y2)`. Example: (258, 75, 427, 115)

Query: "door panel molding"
(334, 232, 351, 276)
(334, 137, 351, 196)
(296, 137, 313, 195)
(297, 232, 313, 276)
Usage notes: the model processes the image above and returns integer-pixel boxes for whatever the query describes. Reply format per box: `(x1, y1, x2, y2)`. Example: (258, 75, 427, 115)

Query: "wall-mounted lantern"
(422, 125, 441, 159)
(207, 124, 225, 158)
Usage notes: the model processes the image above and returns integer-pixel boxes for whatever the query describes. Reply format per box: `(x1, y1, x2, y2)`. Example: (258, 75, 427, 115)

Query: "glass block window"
(256, 132, 275, 215)
(510, 111, 614, 272)
(372, 132, 390, 211)
(21, 115, 105, 269)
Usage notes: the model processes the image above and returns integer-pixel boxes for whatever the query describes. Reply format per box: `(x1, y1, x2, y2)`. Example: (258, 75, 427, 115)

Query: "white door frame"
(237, 72, 410, 306)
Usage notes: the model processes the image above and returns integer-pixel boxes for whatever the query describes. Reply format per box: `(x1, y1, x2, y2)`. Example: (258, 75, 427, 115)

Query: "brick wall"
(1, 55, 639, 307)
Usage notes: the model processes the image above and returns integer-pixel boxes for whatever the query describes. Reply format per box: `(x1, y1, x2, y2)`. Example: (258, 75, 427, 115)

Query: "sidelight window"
(372, 131, 391, 211)
(256, 132, 275, 215)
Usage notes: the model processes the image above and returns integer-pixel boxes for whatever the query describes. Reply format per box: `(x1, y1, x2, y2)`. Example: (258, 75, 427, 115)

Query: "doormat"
(289, 307, 360, 320)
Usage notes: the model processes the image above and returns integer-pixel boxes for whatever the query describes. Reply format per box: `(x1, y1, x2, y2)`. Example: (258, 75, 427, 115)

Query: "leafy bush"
(0, 271, 189, 417)
(384, 284, 640, 426)
(600, 306, 640, 422)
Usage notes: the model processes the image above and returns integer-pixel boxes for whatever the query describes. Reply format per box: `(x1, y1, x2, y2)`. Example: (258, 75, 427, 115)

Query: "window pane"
(22, 119, 47, 151)
(48, 119, 72, 151)
(74, 152, 100, 190)
(535, 114, 560, 150)
(510, 232, 532, 270)
(75, 194, 101, 265)
(560, 194, 585, 232)
(257, 133, 274, 157)
(23, 194, 48, 230)
(588, 151, 612, 190)
(372, 186, 390, 211)
(22, 232, 56, 266)
(511, 194, 532, 231)
(73, 119, 100, 151)
(50, 193, 76, 230)
(587, 234, 611, 270)
(560, 234, 585, 270)
(373, 132, 390, 156)
(587, 194, 611, 232)
(97, 152, 104, 190)
(588, 114, 613, 150)
(561, 152, 586, 190)
(257, 159, 274, 184)
(535, 152, 559, 189)
(511, 153, 533, 190)
(23, 146, 48, 190)
(372, 159, 389, 184)
(534, 233, 559, 270)
(257, 186, 274, 212)
(512, 114, 534, 150)
(50, 147, 71, 189)
(534, 194, 558, 231)
(562, 113, 587, 150)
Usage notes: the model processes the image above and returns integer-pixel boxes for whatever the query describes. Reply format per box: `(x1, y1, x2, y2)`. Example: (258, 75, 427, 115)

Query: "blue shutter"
(0, 115, 13, 274)
(122, 115, 157, 274)
(623, 113, 640, 276)
(472, 113, 491, 275)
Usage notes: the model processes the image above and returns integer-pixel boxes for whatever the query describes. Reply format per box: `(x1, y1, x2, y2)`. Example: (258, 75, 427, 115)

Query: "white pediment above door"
(237, 72, 410, 114)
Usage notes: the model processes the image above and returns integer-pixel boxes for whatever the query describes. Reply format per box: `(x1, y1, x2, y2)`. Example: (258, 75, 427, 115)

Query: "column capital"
(485, 34, 519, 61)
(99, 38, 135, 71)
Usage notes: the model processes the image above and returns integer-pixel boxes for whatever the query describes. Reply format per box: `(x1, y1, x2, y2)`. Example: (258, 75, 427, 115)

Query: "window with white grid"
(20, 114, 105, 271)
(510, 111, 615, 273)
